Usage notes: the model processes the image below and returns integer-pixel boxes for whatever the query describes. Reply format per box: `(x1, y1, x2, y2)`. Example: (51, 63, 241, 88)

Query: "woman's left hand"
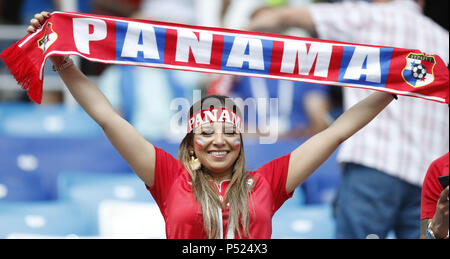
(27, 11, 51, 33)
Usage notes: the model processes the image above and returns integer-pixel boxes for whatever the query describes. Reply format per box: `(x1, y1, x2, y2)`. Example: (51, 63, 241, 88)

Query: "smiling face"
(191, 122, 242, 177)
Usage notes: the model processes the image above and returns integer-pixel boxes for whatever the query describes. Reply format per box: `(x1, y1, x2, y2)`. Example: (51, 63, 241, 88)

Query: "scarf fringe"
(0, 42, 43, 104)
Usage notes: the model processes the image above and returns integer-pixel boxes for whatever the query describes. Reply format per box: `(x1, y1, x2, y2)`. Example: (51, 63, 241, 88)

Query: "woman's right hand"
(27, 11, 66, 65)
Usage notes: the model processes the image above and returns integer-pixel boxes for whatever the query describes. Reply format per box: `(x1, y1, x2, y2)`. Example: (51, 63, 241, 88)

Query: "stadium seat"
(0, 201, 92, 238)
(272, 204, 335, 239)
(0, 135, 132, 199)
(0, 170, 50, 201)
(243, 139, 302, 171)
(151, 141, 180, 158)
(282, 187, 306, 208)
(57, 171, 155, 235)
(0, 103, 102, 138)
(57, 171, 151, 201)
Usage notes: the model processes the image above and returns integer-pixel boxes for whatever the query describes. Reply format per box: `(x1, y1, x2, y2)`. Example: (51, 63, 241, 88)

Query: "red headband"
(187, 107, 243, 133)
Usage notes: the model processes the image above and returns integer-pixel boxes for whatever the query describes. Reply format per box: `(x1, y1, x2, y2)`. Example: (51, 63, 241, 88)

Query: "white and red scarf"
(1, 11, 448, 104)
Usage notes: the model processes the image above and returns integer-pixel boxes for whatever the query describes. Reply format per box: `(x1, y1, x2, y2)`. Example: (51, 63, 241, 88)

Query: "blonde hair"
(178, 95, 251, 239)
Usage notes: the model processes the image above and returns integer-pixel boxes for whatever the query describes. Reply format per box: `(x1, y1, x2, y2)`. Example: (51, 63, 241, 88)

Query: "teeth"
(210, 151, 227, 156)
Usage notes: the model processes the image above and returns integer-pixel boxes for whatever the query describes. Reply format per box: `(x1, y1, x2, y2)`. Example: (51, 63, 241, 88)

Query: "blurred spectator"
(221, 0, 314, 30)
(248, 0, 449, 239)
(220, 0, 264, 30)
(420, 153, 449, 239)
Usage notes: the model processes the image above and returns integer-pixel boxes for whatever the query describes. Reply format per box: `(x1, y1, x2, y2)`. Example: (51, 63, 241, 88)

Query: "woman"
(28, 11, 395, 239)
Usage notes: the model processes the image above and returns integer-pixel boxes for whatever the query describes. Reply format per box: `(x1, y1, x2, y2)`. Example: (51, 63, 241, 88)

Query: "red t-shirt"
(420, 152, 449, 220)
(146, 146, 293, 239)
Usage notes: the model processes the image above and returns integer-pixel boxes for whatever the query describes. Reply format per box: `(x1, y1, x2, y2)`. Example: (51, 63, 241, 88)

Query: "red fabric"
(1, 11, 449, 104)
(147, 146, 292, 239)
(420, 152, 449, 220)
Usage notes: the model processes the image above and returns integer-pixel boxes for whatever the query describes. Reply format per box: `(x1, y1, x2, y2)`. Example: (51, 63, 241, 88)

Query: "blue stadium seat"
(243, 139, 303, 171)
(58, 171, 151, 202)
(0, 135, 132, 199)
(0, 103, 102, 138)
(57, 171, 155, 235)
(0, 104, 180, 201)
(151, 141, 180, 158)
(281, 187, 306, 208)
(0, 201, 92, 238)
(272, 204, 335, 239)
(0, 170, 50, 201)
(243, 139, 341, 205)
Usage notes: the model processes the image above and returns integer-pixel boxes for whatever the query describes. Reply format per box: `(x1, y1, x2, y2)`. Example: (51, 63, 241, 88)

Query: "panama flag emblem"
(401, 53, 436, 88)
(37, 22, 58, 53)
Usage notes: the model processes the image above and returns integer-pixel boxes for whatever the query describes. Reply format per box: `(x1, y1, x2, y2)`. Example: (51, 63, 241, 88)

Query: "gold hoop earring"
(189, 150, 201, 170)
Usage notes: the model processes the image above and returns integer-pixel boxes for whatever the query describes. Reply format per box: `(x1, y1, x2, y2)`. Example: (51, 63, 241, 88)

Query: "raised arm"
(29, 12, 156, 187)
(285, 91, 394, 193)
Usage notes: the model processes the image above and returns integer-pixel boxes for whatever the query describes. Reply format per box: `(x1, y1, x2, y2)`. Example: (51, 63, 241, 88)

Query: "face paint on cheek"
(233, 138, 241, 149)
(195, 137, 206, 148)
